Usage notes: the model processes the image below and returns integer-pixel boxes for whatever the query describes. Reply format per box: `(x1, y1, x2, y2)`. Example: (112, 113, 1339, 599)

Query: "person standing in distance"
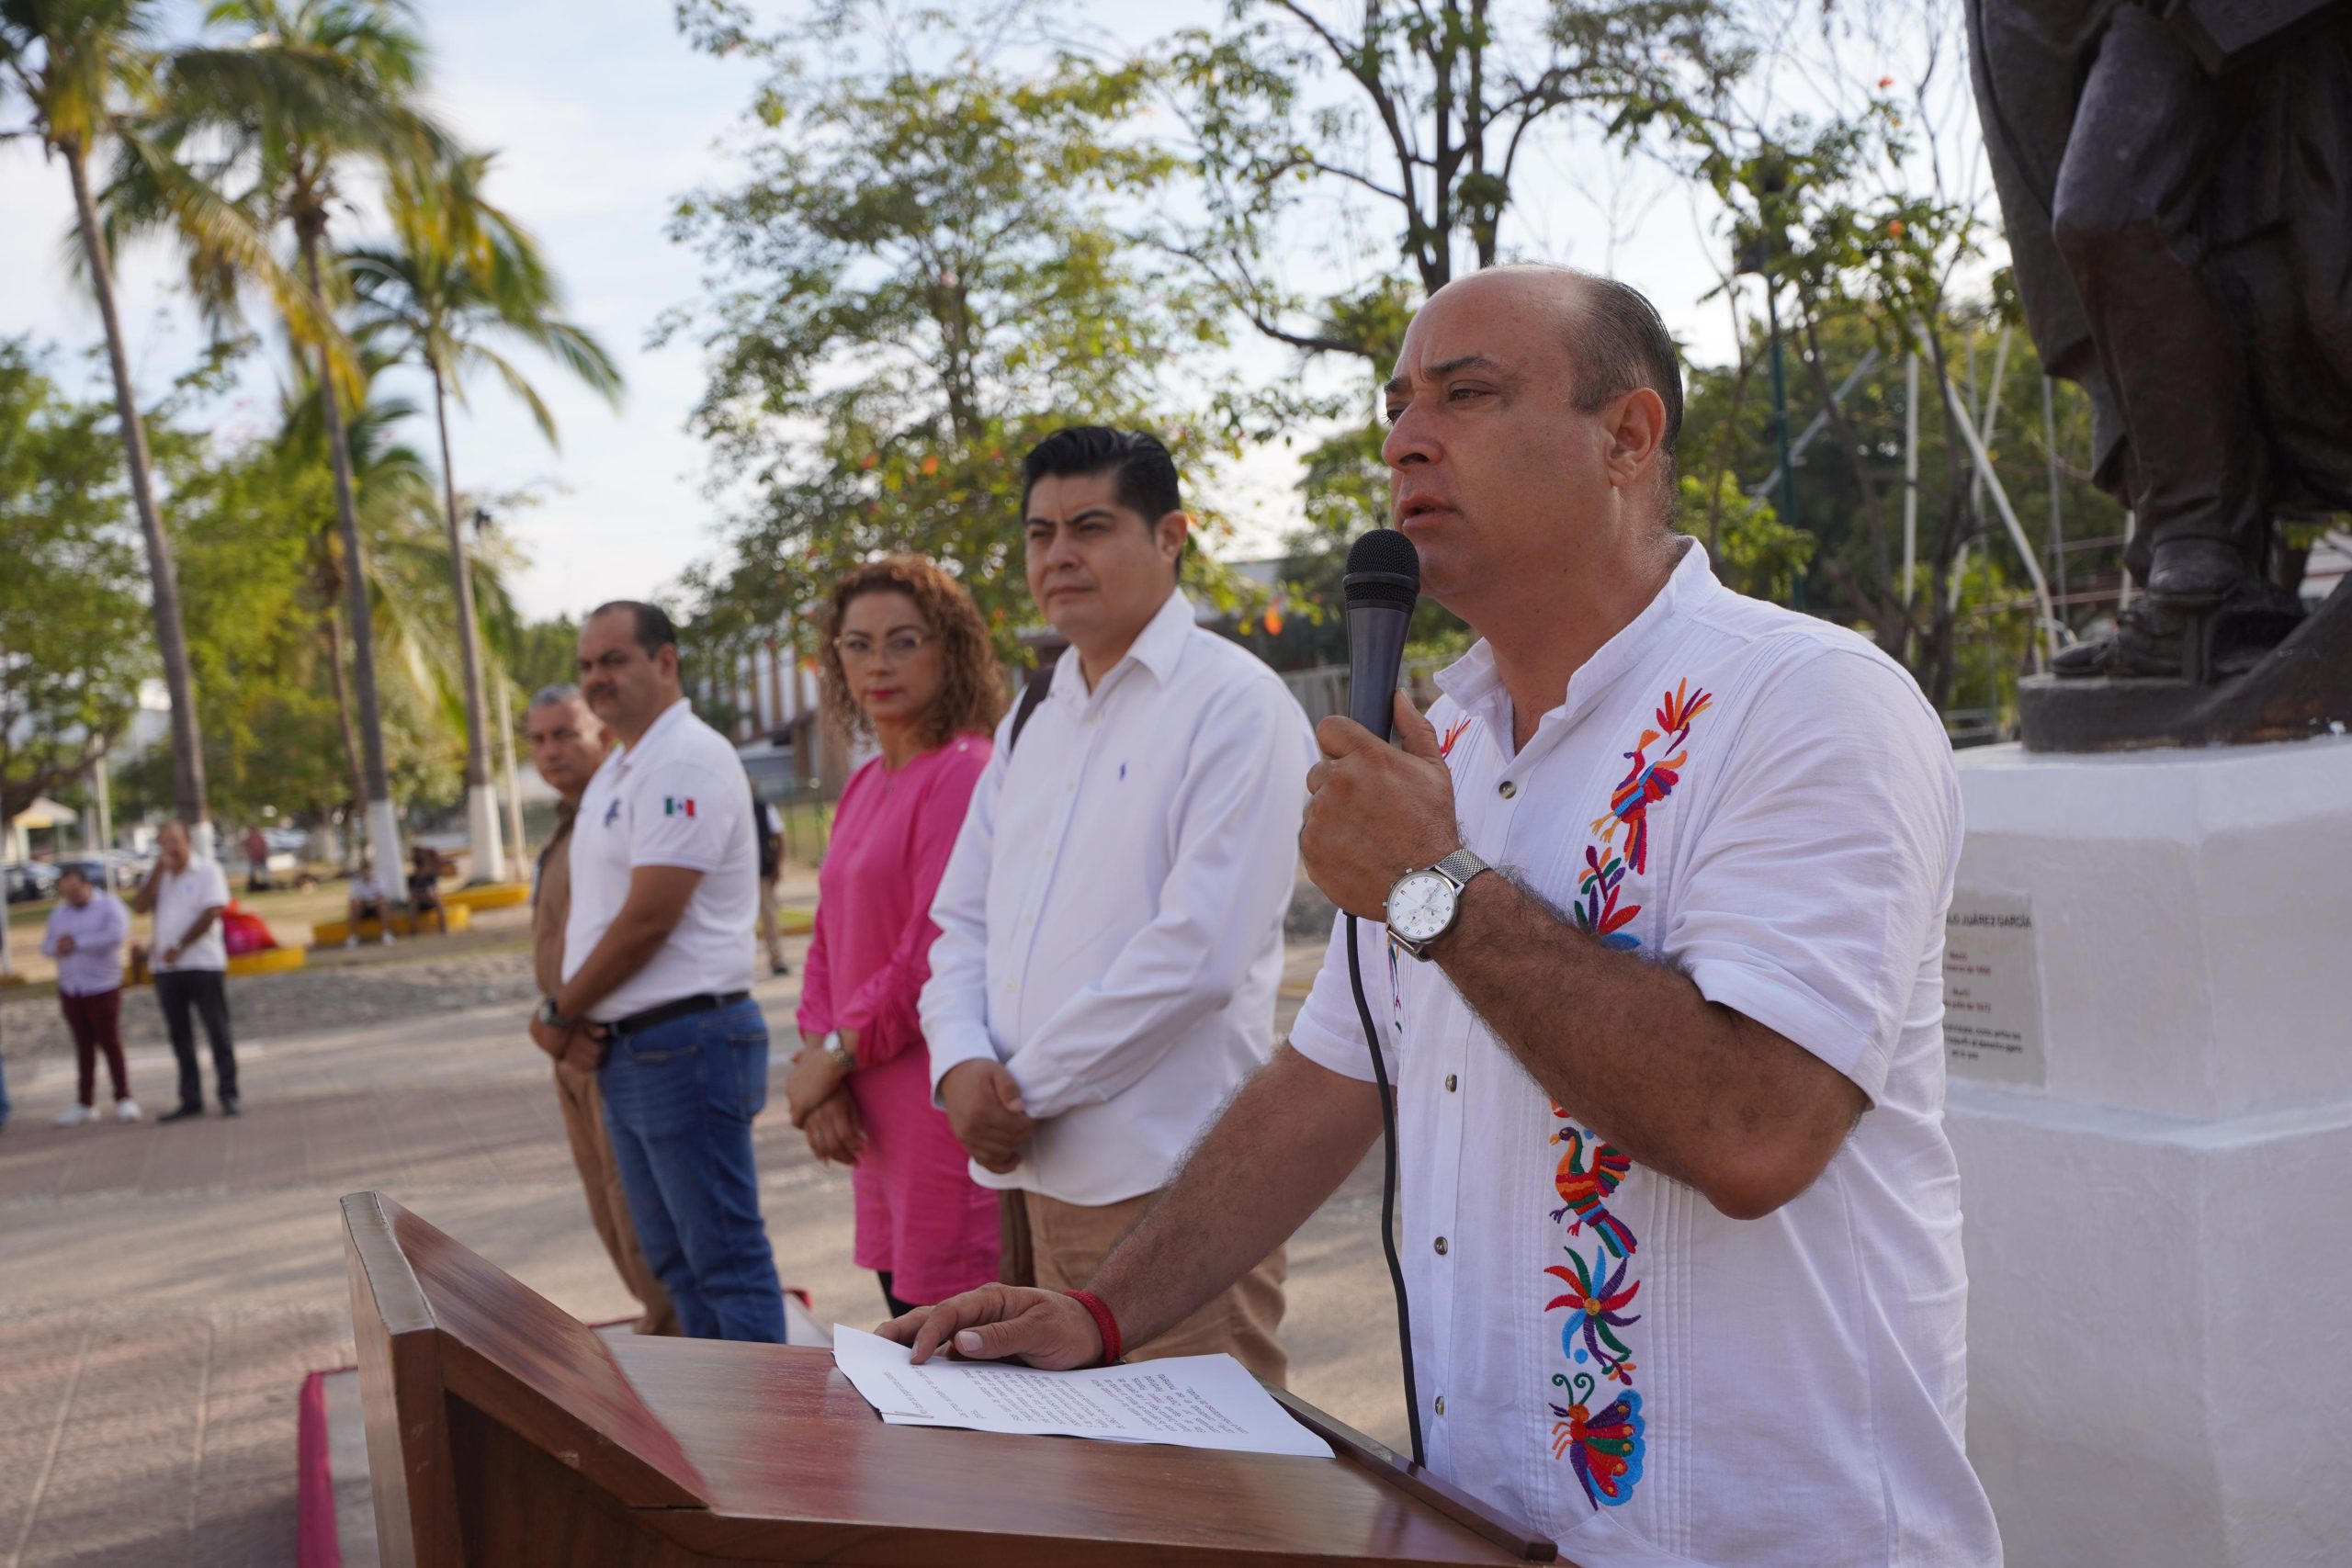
(42, 864, 140, 1124)
(918, 427, 1316, 1382)
(524, 683, 679, 1336)
(135, 821, 239, 1122)
(537, 602, 786, 1343)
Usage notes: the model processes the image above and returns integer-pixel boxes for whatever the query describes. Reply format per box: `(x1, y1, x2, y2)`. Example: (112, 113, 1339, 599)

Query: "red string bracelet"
(1062, 1290, 1123, 1365)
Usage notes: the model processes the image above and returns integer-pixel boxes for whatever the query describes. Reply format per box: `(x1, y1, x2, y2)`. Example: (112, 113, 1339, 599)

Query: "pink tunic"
(795, 735, 998, 1304)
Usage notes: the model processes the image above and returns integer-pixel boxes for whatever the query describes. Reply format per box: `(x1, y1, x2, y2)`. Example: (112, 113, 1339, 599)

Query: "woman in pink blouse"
(786, 557, 1006, 1317)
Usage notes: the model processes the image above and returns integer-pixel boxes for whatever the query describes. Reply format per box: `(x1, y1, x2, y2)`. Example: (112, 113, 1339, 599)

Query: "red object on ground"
(220, 903, 277, 955)
(294, 1368, 343, 1568)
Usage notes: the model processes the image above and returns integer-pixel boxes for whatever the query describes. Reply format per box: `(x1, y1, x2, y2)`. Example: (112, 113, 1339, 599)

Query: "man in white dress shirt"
(919, 426, 1316, 1382)
(888, 271, 2001, 1567)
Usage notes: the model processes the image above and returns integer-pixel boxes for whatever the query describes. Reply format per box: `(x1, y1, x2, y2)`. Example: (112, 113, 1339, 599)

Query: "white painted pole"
(496, 673, 526, 874)
(2120, 512, 2137, 613)
(1903, 353, 1920, 609)
(95, 750, 114, 860)
(1939, 372, 2061, 670)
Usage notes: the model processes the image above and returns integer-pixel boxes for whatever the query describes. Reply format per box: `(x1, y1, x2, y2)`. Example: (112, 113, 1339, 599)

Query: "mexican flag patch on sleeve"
(662, 796, 697, 818)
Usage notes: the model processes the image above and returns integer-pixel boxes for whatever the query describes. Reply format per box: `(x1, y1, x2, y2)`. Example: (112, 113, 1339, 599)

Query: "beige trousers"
(1021, 1189, 1288, 1387)
(553, 1060, 681, 1337)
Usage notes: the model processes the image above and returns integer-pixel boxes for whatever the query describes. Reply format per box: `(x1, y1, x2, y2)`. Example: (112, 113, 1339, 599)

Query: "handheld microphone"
(1339, 527, 1427, 1468)
(1343, 527, 1420, 741)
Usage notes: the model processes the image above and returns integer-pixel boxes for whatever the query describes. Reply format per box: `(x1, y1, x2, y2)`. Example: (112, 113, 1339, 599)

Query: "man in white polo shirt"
(134, 820, 240, 1122)
(888, 270, 2000, 1567)
(535, 600, 786, 1343)
(918, 426, 1316, 1383)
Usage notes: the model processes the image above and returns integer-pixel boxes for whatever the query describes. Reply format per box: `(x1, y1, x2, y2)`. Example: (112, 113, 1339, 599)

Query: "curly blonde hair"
(818, 556, 1007, 750)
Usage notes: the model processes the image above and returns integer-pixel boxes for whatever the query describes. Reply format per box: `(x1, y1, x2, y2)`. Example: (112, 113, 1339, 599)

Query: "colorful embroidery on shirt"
(1589, 679, 1713, 876)
(1552, 1375, 1645, 1508)
(1440, 716, 1472, 760)
(1544, 678, 1713, 1509)
(1550, 1120, 1635, 1257)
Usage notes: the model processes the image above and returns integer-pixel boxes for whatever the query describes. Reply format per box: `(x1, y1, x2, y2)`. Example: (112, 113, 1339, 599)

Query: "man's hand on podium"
(878, 1284, 1102, 1370)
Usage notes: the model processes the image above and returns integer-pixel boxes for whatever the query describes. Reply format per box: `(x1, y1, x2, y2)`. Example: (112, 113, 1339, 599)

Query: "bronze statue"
(1969, 0, 2352, 746)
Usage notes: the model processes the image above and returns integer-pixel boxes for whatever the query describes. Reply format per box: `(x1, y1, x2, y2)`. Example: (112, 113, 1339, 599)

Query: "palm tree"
(133, 0, 448, 882)
(346, 149, 621, 883)
(0, 0, 262, 850)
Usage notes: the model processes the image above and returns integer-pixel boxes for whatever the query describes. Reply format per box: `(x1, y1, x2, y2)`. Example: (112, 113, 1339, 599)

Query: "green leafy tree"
(128, 0, 449, 872)
(0, 338, 151, 824)
(345, 147, 620, 881)
(0, 0, 283, 837)
(1160, 0, 1748, 587)
(663, 3, 1242, 656)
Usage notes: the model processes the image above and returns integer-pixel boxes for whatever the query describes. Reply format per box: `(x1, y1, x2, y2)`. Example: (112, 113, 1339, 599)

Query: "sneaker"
(53, 1103, 94, 1128)
(160, 1103, 204, 1123)
(115, 1098, 142, 1122)
(220, 1098, 241, 1118)
(344, 933, 358, 949)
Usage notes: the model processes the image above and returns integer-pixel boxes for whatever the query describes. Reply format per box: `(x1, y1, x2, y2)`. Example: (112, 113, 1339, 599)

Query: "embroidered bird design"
(1550, 1123, 1636, 1258)
(1588, 682, 1713, 874)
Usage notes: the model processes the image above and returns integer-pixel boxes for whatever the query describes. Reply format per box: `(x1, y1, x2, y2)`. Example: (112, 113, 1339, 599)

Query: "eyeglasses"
(834, 631, 934, 663)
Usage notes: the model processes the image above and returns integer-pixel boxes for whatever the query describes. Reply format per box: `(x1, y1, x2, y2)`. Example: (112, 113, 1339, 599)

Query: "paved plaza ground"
(0, 901, 1402, 1568)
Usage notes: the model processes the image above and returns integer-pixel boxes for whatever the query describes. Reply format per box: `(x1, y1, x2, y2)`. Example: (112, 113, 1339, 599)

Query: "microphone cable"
(1346, 913, 1425, 1468)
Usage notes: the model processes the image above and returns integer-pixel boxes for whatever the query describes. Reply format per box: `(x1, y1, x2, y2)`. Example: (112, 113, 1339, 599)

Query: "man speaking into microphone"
(883, 266, 2000, 1568)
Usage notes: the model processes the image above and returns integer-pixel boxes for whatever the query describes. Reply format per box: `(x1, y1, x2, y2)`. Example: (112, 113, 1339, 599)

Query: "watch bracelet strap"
(1434, 847, 1491, 888)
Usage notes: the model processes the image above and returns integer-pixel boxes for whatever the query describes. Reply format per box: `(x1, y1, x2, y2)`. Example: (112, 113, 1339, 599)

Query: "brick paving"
(0, 935, 1399, 1568)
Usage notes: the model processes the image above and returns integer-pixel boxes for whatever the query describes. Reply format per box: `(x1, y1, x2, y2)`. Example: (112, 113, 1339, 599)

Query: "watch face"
(1386, 871, 1456, 943)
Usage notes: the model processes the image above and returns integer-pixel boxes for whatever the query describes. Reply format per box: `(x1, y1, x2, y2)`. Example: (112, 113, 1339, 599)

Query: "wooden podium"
(344, 1191, 1561, 1567)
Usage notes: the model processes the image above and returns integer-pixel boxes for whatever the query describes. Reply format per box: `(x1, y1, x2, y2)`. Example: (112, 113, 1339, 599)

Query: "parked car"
(5, 861, 60, 904)
(67, 852, 153, 894)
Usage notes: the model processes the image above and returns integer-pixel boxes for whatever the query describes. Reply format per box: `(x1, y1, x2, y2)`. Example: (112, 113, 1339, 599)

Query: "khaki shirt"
(532, 799, 578, 997)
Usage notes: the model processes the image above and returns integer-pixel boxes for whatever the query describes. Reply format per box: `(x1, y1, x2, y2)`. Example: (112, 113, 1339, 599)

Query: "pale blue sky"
(1, 1, 1983, 621)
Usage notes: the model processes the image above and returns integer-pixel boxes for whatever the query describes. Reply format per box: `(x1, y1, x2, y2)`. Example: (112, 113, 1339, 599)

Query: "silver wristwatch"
(822, 1031, 854, 1074)
(1385, 848, 1492, 960)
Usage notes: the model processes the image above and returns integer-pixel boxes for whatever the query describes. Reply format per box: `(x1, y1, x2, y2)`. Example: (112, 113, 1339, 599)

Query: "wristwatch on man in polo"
(537, 997, 578, 1032)
(1385, 848, 1493, 960)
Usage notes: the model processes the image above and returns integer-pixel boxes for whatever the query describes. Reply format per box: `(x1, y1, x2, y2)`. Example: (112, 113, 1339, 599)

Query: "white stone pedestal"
(1948, 737, 2352, 1567)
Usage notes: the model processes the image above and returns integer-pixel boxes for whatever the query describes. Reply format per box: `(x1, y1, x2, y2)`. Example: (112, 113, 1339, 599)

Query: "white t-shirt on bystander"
(563, 697, 759, 1022)
(152, 858, 232, 974)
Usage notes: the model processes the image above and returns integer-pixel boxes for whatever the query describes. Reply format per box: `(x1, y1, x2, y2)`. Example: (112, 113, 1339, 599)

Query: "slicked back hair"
(589, 601, 678, 658)
(1021, 427, 1186, 568)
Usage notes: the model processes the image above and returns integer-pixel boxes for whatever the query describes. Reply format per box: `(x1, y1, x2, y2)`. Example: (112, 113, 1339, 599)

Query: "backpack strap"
(1007, 662, 1056, 754)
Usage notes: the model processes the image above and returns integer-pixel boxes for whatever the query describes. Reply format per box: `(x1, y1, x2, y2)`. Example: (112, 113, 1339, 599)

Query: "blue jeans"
(598, 998, 786, 1342)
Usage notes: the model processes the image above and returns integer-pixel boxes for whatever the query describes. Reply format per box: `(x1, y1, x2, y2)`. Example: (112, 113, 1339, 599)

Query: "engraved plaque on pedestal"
(1942, 890, 2046, 1086)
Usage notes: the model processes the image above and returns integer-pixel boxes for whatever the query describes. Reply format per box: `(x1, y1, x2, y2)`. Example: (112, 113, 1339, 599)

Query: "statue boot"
(2053, 577, 2304, 681)
(2145, 537, 2247, 611)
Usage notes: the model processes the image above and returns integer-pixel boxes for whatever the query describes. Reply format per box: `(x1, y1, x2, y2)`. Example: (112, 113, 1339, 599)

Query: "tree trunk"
(431, 364, 505, 881)
(301, 228, 402, 877)
(66, 138, 209, 835)
(322, 608, 367, 855)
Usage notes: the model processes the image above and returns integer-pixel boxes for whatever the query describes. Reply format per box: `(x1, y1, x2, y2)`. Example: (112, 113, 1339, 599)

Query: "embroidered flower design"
(1550, 1122, 1635, 1258)
(1440, 716, 1472, 760)
(1547, 1242, 1643, 1382)
(1571, 845, 1642, 950)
